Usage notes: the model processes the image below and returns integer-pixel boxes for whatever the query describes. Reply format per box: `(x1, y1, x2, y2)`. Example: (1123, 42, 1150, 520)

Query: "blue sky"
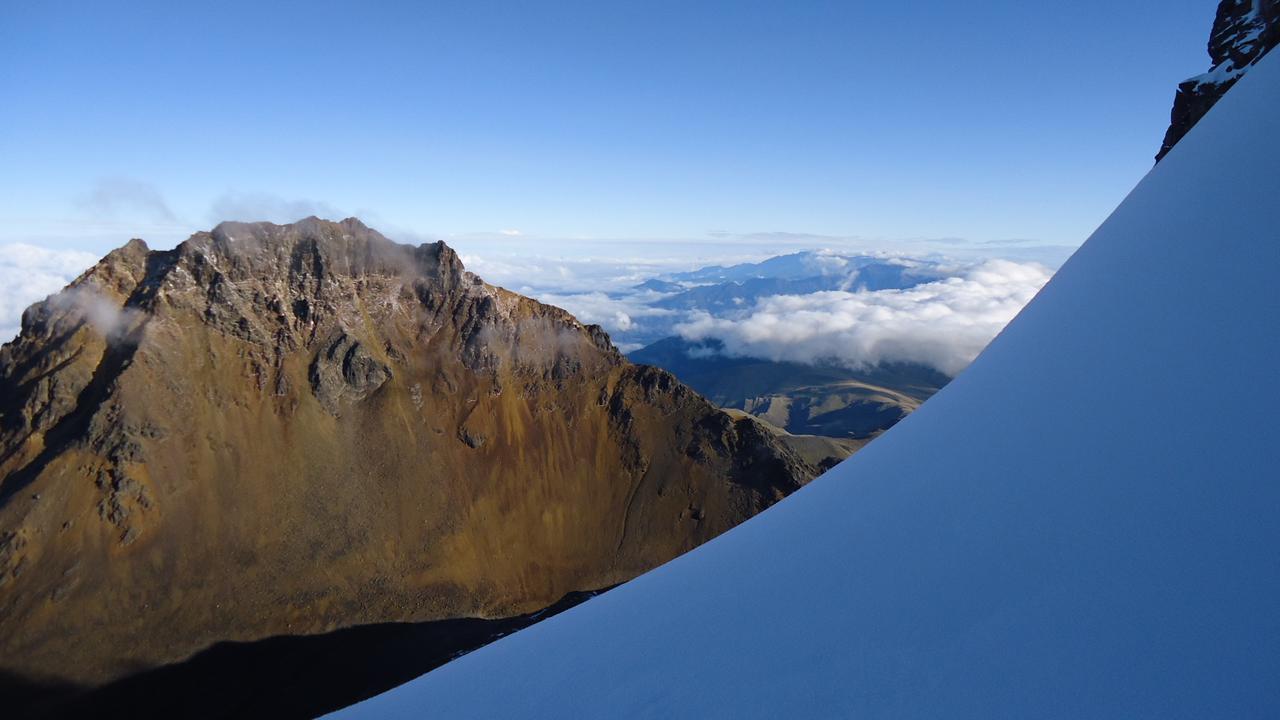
(1, 0, 1214, 257)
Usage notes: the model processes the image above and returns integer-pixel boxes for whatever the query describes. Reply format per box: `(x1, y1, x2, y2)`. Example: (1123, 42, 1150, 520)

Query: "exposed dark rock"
(309, 332, 393, 414)
(1157, 0, 1279, 161)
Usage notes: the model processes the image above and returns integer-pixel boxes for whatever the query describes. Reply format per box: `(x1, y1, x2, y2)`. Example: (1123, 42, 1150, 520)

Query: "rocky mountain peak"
(1157, 0, 1279, 161)
(0, 217, 815, 703)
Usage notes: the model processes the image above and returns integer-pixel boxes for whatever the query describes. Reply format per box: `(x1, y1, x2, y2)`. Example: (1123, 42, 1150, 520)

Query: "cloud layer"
(0, 244, 100, 342)
(675, 259, 1052, 376)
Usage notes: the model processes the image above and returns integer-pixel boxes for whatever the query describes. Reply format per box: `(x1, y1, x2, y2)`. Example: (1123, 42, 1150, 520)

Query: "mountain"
(630, 337, 946, 440)
(333, 27, 1280, 720)
(0, 218, 816, 716)
(1157, 0, 1278, 160)
(662, 251, 934, 285)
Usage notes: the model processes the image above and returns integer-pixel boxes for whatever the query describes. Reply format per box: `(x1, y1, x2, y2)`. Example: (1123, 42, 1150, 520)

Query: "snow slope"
(332, 51, 1280, 719)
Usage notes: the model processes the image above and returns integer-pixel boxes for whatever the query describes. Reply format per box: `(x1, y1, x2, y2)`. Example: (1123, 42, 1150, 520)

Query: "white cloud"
(675, 259, 1052, 376)
(47, 286, 143, 342)
(532, 290, 678, 332)
(805, 251, 850, 273)
(0, 244, 100, 342)
(499, 229, 523, 236)
(612, 311, 634, 331)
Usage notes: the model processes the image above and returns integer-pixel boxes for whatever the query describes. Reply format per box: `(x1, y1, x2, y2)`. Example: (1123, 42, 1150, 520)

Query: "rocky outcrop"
(1157, 0, 1279, 161)
(309, 332, 393, 414)
(0, 218, 816, 700)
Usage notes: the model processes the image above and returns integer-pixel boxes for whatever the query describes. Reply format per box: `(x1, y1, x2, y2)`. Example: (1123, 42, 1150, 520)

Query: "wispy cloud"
(208, 191, 343, 225)
(76, 177, 177, 224)
(46, 285, 143, 343)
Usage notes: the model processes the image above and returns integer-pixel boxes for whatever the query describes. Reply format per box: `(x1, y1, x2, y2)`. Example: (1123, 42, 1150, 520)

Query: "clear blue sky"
(0, 0, 1215, 256)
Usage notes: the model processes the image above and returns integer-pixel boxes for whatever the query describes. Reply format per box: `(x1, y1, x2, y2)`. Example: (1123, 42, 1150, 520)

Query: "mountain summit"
(0, 217, 814, 710)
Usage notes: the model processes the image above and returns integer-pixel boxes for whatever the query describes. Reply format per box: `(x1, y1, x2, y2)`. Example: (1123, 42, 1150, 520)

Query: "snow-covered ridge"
(332, 42, 1280, 720)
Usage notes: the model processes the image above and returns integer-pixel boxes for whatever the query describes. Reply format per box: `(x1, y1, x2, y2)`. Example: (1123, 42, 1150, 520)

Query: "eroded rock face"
(1157, 0, 1279, 161)
(310, 332, 393, 414)
(0, 217, 815, 691)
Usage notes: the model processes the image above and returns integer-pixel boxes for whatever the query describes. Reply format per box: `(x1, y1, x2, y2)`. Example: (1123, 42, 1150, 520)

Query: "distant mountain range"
(662, 250, 943, 285)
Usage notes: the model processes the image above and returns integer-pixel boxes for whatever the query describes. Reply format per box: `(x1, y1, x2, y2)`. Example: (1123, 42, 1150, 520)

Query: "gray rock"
(309, 332, 392, 414)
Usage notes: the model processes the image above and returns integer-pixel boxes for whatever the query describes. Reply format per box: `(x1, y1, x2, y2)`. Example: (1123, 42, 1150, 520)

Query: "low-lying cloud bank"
(0, 244, 99, 342)
(675, 259, 1052, 376)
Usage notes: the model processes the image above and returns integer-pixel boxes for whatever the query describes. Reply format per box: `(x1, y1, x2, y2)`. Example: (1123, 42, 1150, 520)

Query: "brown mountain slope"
(0, 217, 815, 694)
